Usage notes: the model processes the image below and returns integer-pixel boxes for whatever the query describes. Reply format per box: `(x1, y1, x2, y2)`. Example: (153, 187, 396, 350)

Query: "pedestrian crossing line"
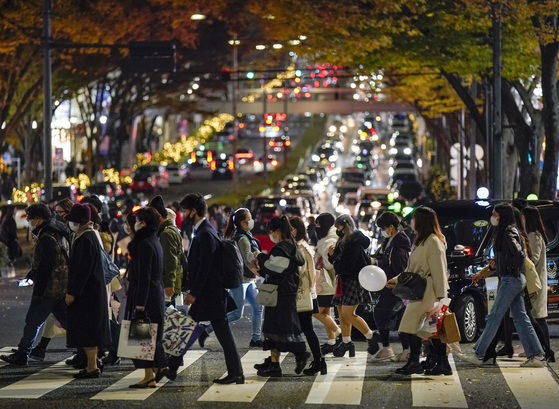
(91, 350, 206, 401)
(198, 350, 286, 403)
(497, 357, 559, 409)
(305, 351, 367, 405)
(0, 347, 17, 368)
(0, 357, 74, 399)
(411, 355, 467, 408)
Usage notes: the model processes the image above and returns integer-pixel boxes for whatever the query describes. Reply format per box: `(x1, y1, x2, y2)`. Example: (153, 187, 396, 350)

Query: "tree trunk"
(538, 42, 559, 199)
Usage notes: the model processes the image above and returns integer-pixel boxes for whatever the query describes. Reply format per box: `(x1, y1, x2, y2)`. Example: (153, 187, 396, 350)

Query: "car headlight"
(371, 201, 381, 209)
(389, 148, 398, 155)
(388, 167, 394, 176)
(403, 147, 412, 155)
(312, 154, 320, 162)
(329, 155, 338, 162)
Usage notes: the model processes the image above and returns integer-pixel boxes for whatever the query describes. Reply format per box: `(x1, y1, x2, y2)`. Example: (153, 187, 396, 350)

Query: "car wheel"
(455, 294, 479, 343)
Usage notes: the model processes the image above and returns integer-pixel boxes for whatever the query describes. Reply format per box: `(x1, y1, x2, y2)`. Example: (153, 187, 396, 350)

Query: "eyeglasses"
(55, 210, 67, 217)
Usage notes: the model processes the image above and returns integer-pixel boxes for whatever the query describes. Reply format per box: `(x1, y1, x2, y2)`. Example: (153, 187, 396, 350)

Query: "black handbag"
(392, 271, 427, 301)
(128, 312, 152, 340)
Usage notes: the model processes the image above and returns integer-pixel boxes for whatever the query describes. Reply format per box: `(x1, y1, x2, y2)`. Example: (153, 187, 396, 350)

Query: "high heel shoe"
(496, 345, 514, 358)
(303, 358, 327, 375)
(333, 341, 355, 358)
(482, 349, 497, 365)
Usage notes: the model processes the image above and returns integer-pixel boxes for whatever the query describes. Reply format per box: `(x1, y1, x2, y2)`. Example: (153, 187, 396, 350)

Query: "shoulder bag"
(393, 272, 427, 301)
(525, 257, 542, 295)
(129, 311, 153, 340)
(296, 246, 314, 312)
(255, 282, 279, 307)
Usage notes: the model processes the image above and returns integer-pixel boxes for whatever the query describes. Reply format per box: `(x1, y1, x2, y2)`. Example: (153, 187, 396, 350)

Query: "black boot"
(333, 341, 355, 357)
(254, 356, 272, 371)
(257, 362, 282, 377)
(425, 355, 453, 376)
(101, 350, 121, 366)
(295, 352, 311, 374)
(321, 342, 336, 355)
(396, 355, 423, 375)
(29, 345, 47, 361)
(0, 351, 28, 366)
(303, 358, 327, 375)
(367, 337, 380, 355)
(496, 344, 514, 358)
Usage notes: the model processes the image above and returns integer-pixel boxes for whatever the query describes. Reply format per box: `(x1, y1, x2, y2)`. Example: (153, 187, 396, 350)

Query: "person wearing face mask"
(313, 213, 342, 354)
(0, 204, 70, 366)
(124, 207, 167, 388)
(54, 198, 73, 223)
(460, 203, 545, 368)
(328, 215, 377, 360)
(253, 216, 307, 377)
(198, 208, 264, 349)
(369, 211, 411, 363)
(64, 204, 111, 379)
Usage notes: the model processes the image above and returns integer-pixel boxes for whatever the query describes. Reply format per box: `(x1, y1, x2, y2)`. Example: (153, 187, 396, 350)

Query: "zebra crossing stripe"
(197, 350, 286, 403)
(91, 350, 206, 401)
(411, 355, 468, 408)
(0, 357, 74, 399)
(497, 357, 559, 408)
(305, 351, 368, 405)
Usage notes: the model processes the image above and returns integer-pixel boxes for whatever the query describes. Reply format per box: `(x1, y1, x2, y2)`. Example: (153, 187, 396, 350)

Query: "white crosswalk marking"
(91, 350, 206, 401)
(198, 350, 286, 403)
(497, 357, 559, 409)
(411, 355, 468, 408)
(0, 347, 16, 368)
(305, 351, 367, 405)
(0, 357, 74, 399)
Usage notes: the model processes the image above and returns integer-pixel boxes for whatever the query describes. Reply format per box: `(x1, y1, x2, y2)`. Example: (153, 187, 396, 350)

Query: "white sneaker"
(520, 357, 547, 367)
(370, 347, 395, 362)
(456, 351, 495, 366)
(391, 349, 410, 362)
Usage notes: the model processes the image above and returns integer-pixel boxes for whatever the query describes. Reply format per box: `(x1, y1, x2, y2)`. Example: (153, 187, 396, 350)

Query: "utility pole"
(231, 34, 239, 191)
(492, 2, 503, 199)
(262, 73, 268, 179)
(459, 108, 465, 200)
(469, 80, 477, 199)
(42, 0, 53, 201)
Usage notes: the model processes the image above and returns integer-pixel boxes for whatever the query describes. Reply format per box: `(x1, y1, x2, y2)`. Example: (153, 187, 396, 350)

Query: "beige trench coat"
(528, 231, 547, 318)
(397, 234, 448, 335)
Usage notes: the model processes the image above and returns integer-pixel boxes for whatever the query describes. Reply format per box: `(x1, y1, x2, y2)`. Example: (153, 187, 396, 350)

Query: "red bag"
(334, 276, 343, 297)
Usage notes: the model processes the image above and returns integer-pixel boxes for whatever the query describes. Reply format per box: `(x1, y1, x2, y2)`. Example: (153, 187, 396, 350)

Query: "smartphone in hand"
(18, 279, 33, 287)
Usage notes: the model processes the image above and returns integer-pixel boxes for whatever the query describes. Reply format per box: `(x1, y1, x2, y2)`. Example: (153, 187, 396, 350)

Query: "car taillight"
(271, 160, 278, 167)
(210, 161, 216, 171)
(254, 160, 261, 166)
(463, 246, 472, 256)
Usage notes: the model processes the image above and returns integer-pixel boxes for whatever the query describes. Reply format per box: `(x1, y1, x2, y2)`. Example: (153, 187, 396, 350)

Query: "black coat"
(374, 231, 411, 295)
(125, 228, 165, 343)
(67, 229, 111, 348)
(1, 216, 19, 261)
(329, 230, 371, 280)
(188, 219, 235, 322)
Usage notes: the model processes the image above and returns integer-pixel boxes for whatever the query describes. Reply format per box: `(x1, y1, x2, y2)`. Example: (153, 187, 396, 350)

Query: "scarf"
(71, 221, 95, 244)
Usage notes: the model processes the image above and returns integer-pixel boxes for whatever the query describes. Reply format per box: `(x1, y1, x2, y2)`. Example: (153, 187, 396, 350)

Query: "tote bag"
(117, 320, 158, 361)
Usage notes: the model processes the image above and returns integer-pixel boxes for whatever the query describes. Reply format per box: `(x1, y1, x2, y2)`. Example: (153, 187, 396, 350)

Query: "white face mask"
(269, 233, 279, 244)
(27, 219, 36, 230)
(490, 216, 499, 226)
(246, 219, 254, 231)
(69, 221, 79, 232)
(135, 221, 144, 232)
(381, 229, 390, 238)
(123, 224, 131, 235)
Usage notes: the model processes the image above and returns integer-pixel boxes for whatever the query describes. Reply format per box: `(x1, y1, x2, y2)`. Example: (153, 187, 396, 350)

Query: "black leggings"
(298, 311, 322, 361)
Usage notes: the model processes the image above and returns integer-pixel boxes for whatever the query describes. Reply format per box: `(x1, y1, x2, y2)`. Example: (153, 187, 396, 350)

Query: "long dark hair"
(513, 207, 532, 260)
(224, 208, 250, 239)
(493, 203, 517, 252)
(267, 215, 293, 241)
(413, 207, 445, 246)
(523, 206, 549, 245)
(0, 205, 14, 226)
(289, 216, 309, 243)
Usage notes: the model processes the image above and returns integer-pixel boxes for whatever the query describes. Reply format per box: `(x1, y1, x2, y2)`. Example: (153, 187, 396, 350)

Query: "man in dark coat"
(0, 204, 70, 366)
(65, 204, 111, 379)
(166, 193, 243, 384)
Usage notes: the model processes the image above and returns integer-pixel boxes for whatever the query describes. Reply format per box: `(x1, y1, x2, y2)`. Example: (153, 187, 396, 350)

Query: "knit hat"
(148, 195, 168, 218)
(166, 208, 176, 226)
(65, 204, 91, 224)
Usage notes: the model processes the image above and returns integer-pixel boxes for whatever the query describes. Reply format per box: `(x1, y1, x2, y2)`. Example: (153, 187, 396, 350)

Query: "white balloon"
(358, 265, 387, 292)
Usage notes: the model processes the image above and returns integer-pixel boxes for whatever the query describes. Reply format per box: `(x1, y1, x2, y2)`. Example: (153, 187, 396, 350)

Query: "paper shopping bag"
(117, 320, 158, 361)
(439, 312, 461, 344)
(162, 306, 205, 356)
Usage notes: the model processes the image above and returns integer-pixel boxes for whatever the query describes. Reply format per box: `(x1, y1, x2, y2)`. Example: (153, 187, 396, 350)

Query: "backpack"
(217, 238, 244, 289)
(101, 247, 120, 285)
(42, 234, 69, 297)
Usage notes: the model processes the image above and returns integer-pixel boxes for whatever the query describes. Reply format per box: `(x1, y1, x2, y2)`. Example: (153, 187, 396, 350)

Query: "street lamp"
(273, 44, 283, 49)
(190, 13, 206, 20)
(255, 45, 267, 50)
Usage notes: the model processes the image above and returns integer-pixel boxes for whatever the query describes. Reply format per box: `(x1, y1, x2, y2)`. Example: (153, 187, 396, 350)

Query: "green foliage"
(425, 164, 457, 201)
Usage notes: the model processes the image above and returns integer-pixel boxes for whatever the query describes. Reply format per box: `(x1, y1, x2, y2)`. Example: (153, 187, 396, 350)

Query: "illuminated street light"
(255, 45, 266, 50)
(190, 13, 206, 20)
(273, 44, 283, 49)
(299, 35, 307, 40)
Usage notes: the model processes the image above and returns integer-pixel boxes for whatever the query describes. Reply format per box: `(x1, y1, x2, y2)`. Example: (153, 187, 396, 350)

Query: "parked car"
(136, 164, 169, 189)
(166, 163, 188, 184)
(87, 182, 123, 200)
(1, 203, 28, 230)
(402, 200, 559, 342)
(130, 172, 157, 195)
(211, 159, 233, 180)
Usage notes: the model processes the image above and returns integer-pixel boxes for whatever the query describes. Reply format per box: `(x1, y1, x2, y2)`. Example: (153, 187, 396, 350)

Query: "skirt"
(332, 277, 372, 306)
(262, 294, 306, 353)
(317, 294, 334, 308)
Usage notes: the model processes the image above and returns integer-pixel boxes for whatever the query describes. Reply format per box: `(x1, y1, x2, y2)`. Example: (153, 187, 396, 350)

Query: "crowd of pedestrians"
(0, 195, 554, 387)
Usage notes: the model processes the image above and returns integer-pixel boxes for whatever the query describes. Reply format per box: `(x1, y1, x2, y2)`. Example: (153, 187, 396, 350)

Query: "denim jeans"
(207, 282, 263, 342)
(474, 274, 543, 358)
(18, 295, 68, 356)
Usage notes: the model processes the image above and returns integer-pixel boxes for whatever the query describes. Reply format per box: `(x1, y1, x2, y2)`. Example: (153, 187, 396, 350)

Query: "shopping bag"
(416, 299, 449, 339)
(162, 306, 205, 356)
(439, 312, 461, 344)
(296, 288, 313, 312)
(117, 320, 157, 361)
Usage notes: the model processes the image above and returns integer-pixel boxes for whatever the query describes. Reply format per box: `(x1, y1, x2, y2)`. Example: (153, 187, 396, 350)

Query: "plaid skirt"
(332, 277, 372, 306)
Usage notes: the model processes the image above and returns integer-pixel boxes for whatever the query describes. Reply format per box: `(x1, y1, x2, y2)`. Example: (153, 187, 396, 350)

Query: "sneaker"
(518, 352, 527, 358)
(0, 352, 28, 366)
(455, 351, 486, 366)
(29, 346, 46, 361)
(392, 349, 410, 362)
(369, 347, 395, 362)
(250, 339, 264, 348)
(520, 357, 547, 367)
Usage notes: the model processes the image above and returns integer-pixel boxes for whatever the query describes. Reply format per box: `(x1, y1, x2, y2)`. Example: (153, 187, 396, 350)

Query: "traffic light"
(246, 71, 255, 79)
(221, 70, 231, 82)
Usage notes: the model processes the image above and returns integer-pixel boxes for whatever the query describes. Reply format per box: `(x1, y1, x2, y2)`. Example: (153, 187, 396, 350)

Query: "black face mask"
(315, 225, 329, 240)
(183, 210, 195, 226)
(336, 229, 344, 238)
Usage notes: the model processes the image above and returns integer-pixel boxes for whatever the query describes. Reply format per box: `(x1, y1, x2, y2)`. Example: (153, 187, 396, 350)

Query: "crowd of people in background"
(0, 192, 554, 387)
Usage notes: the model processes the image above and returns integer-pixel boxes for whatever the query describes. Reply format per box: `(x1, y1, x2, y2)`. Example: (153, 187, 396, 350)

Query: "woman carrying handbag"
(386, 207, 450, 376)
(290, 217, 326, 375)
